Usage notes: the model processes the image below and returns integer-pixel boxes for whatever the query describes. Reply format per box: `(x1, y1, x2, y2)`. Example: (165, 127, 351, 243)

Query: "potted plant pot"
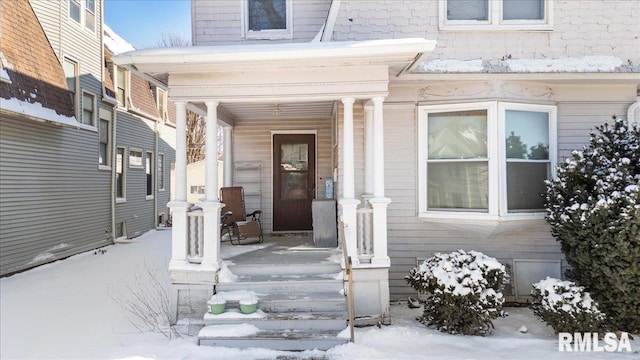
(207, 294, 226, 314)
(239, 294, 258, 314)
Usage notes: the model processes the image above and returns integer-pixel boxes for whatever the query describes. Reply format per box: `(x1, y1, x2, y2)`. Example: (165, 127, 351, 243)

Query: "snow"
(103, 24, 136, 55)
(198, 324, 260, 338)
(2, 230, 638, 359)
(203, 309, 266, 320)
(0, 96, 93, 130)
(418, 59, 484, 72)
(506, 56, 623, 73)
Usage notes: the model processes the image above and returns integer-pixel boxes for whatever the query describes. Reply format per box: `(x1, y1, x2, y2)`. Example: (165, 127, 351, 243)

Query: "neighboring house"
(170, 159, 223, 205)
(113, 0, 640, 325)
(0, 0, 175, 276)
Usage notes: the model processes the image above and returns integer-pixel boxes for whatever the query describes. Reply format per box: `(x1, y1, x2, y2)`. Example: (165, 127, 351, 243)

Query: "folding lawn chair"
(220, 186, 264, 245)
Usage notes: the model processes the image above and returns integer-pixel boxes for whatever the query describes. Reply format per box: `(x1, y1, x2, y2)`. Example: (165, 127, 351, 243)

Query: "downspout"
(154, 115, 159, 230)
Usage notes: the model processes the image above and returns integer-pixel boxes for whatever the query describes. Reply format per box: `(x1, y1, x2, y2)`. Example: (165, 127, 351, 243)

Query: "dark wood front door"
(273, 134, 316, 231)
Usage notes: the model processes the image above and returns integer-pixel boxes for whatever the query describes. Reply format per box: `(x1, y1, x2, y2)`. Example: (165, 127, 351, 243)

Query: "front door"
(273, 134, 316, 231)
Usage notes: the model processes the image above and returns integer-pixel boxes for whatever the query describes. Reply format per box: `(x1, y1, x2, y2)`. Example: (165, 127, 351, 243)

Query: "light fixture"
(272, 104, 281, 117)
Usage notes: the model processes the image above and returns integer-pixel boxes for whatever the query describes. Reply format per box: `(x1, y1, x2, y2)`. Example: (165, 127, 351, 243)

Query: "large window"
(63, 57, 78, 116)
(81, 91, 95, 126)
(146, 151, 154, 199)
(418, 102, 556, 220)
(243, 0, 292, 39)
(69, 0, 96, 33)
(440, 0, 552, 30)
(116, 147, 126, 200)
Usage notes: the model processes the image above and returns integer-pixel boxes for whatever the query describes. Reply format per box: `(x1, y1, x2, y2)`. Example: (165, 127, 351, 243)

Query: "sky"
(104, 0, 192, 49)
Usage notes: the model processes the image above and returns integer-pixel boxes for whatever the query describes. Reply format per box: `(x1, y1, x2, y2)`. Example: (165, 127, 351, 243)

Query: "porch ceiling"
(220, 101, 335, 121)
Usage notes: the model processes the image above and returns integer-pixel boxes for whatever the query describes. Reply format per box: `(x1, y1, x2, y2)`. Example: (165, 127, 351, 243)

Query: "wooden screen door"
(273, 134, 316, 231)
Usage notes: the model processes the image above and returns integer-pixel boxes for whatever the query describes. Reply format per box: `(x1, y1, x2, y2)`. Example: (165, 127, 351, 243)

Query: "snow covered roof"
(103, 23, 136, 55)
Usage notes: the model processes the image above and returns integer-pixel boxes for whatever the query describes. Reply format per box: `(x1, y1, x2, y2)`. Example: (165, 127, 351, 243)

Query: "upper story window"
(116, 67, 127, 106)
(99, 117, 111, 167)
(81, 91, 96, 126)
(156, 88, 168, 121)
(63, 57, 78, 117)
(243, 0, 293, 40)
(418, 101, 557, 221)
(69, 0, 97, 33)
(440, 0, 552, 31)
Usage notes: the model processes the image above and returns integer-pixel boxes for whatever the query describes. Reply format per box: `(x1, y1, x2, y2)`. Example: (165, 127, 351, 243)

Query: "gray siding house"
(0, 0, 176, 276)
(113, 0, 640, 327)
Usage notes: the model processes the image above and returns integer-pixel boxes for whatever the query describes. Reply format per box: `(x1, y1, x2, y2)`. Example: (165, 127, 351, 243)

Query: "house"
(0, 0, 176, 276)
(170, 159, 223, 205)
(112, 0, 640, 335)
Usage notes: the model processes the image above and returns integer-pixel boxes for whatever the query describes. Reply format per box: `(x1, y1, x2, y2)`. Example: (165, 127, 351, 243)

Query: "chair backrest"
(220, 187, 246, 223)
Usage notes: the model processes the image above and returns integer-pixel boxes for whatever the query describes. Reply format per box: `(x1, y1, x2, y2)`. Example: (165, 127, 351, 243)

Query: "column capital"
(205, 100, 219, 109)
(371, 96, 386, 104)
(341, 97, 356, 105)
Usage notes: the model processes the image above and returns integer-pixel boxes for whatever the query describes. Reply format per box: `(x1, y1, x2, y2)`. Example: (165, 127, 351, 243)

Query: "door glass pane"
(281, 143, 308, 171)
(503, 0, 544, 20)
(447, 0, 488, 21)
(428, 162, 488, 211)
(505, 110, 549, 160)
(428, 110, 487, 159)
(248, 0, 287, 30)
(507, 162, 549, 211)
(281, 172, 307, 200)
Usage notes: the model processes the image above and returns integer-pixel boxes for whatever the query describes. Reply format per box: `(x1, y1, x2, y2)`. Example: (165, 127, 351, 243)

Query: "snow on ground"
(1, 230, 639, 359)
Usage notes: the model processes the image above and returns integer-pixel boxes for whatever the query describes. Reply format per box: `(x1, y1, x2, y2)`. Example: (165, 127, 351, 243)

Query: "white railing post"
(168, 101, 191, 270)
(370, 96, 390, 267)
(339, 97, 360, 266)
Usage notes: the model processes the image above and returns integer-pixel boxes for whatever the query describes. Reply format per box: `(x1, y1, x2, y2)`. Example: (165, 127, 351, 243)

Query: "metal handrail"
(339, 217, 355, 343)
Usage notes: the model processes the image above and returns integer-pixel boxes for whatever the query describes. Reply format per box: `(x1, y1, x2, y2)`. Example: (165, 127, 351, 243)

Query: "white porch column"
(339, 97, 360, 266)
(370, 96, 391, 267)
(364, 104, 374, 196)
(199, 101, 222, 270)
(223, 126, 233, 187)
(168, 101, 190, 269)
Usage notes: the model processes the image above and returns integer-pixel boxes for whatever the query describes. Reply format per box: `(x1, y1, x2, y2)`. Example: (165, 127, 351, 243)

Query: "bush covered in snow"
(545, 116, 640, 332)
(531, 277, 606, 334)
(406, 250, 508, 336)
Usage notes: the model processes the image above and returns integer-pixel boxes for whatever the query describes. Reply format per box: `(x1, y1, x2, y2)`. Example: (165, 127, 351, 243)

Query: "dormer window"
(156, 88, 168, 121)
(116, 67, 127, 106)
(243, 0, 292, 40)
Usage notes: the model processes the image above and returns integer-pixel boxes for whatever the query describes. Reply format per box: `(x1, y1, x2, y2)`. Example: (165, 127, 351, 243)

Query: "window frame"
(242, 0, 293, 40)
(128, 148, 143, 169)
(157, 153, 165, 191)
(418, 101, 557, 221)
(115, 67, 128, 108)
(68, 0, 81, 24)
(145, 151, 154, 200)
(81, 90, 96, 126)
(438, 0, 553, 31)
(85, 0, 96, 32)
(156, 88, 168, 121)
(98, 115, 111, 170)
(63, 57, 79, 118)
(116, 146, 126, 202)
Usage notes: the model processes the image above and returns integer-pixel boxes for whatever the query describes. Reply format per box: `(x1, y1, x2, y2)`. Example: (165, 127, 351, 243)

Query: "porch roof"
(112, 38, 436, 85)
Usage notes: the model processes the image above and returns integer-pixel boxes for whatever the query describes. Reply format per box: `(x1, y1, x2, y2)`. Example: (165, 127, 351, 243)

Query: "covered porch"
(112, 38, 436, 323)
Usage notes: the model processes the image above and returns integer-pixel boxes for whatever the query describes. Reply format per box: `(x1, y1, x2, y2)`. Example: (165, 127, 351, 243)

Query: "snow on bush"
(531, 277, 606, 334)
(406, 250, 508, 336)
(545, 116, 640, 332)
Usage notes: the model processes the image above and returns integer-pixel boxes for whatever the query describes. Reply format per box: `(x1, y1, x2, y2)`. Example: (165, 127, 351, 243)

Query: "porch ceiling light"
(272, 104, 281, 117)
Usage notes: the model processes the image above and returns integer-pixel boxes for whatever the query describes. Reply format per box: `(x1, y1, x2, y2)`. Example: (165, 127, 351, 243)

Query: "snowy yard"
(1, 230, 638, 360)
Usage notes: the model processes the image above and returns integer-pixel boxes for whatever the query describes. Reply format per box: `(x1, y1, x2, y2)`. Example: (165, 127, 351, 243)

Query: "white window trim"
(146, 151, 154, 200)
(129, 148, 143, 169)
(438, 0, 553, 31)
(63, 56, 79, 119)
(115, 66, 129, 109)
(156, 88, 168, 121)
(116, 146, 127, 202)
(98, 114, 111, 171)
(241, 0, 293, 40)
(417, 101, 557, 222)
(68, 0, 97, 34)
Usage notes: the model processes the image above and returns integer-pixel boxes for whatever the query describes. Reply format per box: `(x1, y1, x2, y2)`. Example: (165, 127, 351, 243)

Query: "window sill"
(243, 32, 293, 40)
(439, 24, 553, 32)
(158, 189, 166, 192)
(98, 165, 111, 171)
(418, 212, 547, 236)
(146, 195, 154, 201)
(116, 198, 126, 203)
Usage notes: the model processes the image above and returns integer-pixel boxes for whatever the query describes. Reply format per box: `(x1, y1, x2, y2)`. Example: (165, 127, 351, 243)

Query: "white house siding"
(331, 1, 640, 64)
(231, 116, 333, 232)
(0, 116, 112, 276)
(380, 82, 637, 299)
(192, 0, 331, 45)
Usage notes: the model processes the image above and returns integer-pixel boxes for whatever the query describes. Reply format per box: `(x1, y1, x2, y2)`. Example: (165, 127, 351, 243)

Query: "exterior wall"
(331, 1, 640, 64)
(381, 82, 638, 299)
(192, 0, 331, 45)
(0, 116, 112, 275)
(183, 160, 223, 204)
(231, 117, 333, 233)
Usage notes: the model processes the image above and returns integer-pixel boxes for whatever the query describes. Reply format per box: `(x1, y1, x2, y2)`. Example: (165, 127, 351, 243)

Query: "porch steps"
(198, 262, 349, 350)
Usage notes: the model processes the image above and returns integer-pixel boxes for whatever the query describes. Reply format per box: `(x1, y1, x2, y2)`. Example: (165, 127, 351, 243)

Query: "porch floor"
(222, 232, 341, 266)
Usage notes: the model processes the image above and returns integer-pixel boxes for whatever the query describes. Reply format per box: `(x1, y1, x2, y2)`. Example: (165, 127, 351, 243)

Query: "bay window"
(418, 102, 556, 220)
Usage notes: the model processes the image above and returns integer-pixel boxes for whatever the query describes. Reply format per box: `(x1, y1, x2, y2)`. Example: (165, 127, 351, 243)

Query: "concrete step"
(198, 328, 349, 351)
(203, 310, 347, 331)
(219, 291, 347, 313)
(216, 279, 344, 294)
(228, 262, 342, 276)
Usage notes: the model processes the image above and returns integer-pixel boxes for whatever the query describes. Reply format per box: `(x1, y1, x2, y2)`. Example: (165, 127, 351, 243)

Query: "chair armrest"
(247, 210, 262, 220)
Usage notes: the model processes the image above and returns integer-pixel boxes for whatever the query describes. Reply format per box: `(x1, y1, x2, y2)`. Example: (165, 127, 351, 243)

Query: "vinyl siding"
(193, 0, 331, 45)
(231, 116, 334, 232)
(0, 116, 111, 276)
